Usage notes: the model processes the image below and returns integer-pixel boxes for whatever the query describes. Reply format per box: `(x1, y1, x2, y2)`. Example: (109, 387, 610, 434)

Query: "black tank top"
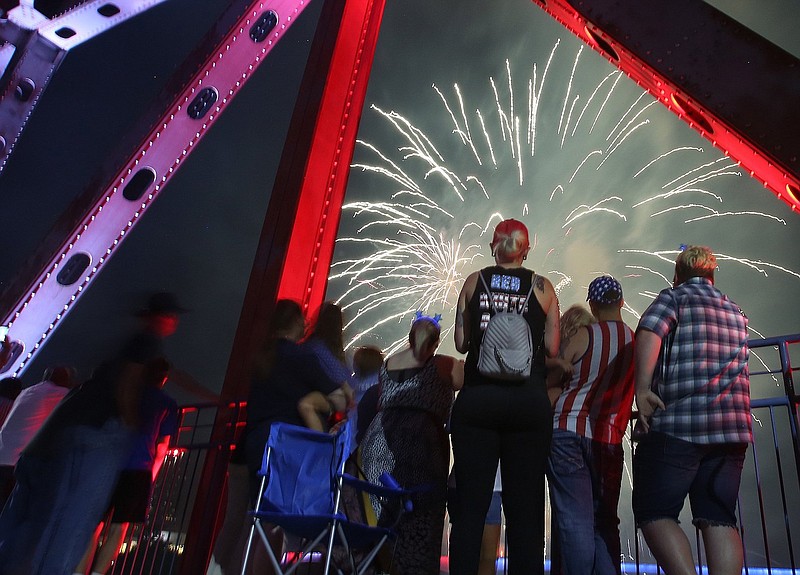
(465, 265, 547, 383)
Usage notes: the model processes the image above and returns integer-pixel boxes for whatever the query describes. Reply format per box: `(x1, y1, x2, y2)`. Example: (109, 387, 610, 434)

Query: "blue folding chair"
(241, 421, 410, 575)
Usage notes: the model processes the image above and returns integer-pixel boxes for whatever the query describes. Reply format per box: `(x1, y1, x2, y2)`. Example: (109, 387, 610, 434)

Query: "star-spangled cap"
(586, 275, 623, 304)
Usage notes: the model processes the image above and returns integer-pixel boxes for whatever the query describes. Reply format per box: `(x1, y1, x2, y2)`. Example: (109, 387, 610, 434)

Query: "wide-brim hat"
(136, 292, 189, 316)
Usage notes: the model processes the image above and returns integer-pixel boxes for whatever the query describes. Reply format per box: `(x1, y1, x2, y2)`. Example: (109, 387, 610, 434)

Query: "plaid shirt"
(637, 277, 752, 444)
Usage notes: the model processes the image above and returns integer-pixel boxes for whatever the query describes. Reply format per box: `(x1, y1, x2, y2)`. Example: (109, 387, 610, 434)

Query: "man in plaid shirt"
(632, 245, 751, 575)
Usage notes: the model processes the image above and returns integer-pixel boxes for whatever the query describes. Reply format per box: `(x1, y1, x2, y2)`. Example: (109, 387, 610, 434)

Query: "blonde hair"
(408, 319, 440, 359)
(559, 304, 596, 349)
(675, 245, 716, 281)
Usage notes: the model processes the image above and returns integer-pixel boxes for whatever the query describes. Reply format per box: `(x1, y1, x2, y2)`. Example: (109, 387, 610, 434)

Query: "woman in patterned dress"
(360, 313, 464, 574)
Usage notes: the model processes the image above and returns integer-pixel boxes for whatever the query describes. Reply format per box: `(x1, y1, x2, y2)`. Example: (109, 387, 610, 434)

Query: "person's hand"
(635, 390, 665, 433)
(554, 358, 574, 386)
(341, 381, 356, 410)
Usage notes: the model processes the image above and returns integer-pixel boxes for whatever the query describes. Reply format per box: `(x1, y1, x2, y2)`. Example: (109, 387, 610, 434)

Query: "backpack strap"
(478, 270, 496, 313)
(478, 269, 535, 315)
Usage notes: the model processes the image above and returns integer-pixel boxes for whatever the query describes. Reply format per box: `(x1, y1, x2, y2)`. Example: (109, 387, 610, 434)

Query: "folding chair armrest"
(340, 472, 414, 513)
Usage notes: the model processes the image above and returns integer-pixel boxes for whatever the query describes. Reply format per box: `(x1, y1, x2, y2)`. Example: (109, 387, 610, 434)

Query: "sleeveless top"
(465, 265, 547, 384)
(552, 321, 635, 444)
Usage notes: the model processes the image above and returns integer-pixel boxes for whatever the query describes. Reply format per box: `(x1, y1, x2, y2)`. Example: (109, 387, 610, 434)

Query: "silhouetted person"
(0, 291, 186, 575)
(0, 366, 76, 505)
(76, 357, 178, 575)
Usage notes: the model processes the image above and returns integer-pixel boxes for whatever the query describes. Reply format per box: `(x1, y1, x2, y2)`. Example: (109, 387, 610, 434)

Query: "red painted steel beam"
(182, 0, 385, 570)
(530, 0, 800, 212)
(274, 0, 384, 310)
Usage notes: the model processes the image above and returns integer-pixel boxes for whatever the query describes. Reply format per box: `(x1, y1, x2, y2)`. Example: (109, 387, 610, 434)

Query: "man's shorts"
(632, 431, 747, 529)
(107, 469, 153, 523)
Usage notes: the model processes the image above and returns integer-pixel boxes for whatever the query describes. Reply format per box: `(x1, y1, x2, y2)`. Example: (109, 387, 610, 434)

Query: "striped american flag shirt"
(552, 321, 636, 445)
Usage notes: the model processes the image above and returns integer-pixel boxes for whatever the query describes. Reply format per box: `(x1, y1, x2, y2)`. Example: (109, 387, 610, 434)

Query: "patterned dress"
(360, 360, 454, 575)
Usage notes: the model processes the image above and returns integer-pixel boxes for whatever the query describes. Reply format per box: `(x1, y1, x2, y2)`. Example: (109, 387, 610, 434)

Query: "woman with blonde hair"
(546, 304, 597, 404)
(360, 312, 463, 574)
(450, 218, 560, 575)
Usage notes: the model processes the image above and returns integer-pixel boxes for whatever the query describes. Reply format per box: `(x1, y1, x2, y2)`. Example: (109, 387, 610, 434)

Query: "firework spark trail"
(631, 155, 738, 208)
(561, 93, 581, 149)
(432, 83, 471, 149)
(491, 76, 513, 149)
(474, 109, 497, 169)
(332, 201, 483, 350)
(455, 83, 482, 164)
(620, 249, 800, 281)
(570, 70, 620, 138)
(662, 157, 734, 190)
(589, 69, 623, 134)
(433, 83, 483, 165)
(359, 105, 475, 201)
(633, 187, 724, 208)
(706, 207, 781, 225)
(528, 41, 560, 156)
(563, 197, 627, 227)
(650, 205, 789, 225)
(569, 150, 603, 183)
(605, 91, 652, 147)
(490, 64, 525, 184)
(633, 146, 704, 178)
(559, 45, 583, 137)
(624, 264, 672, 285)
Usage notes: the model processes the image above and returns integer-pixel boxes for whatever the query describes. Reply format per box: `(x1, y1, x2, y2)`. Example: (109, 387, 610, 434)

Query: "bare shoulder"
(564, 325, 591, 362)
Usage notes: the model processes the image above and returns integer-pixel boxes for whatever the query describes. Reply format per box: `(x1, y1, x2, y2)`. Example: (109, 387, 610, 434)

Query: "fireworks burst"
(329, 42, 798, 356)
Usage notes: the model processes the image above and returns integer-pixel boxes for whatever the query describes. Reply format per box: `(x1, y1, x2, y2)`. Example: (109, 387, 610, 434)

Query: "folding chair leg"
(282, 528, 334, 575)
(355, 534, 389, 575)
(322, 520, 339, 575)
(240, 521, 257, 575)
(257, 522, 286, 575)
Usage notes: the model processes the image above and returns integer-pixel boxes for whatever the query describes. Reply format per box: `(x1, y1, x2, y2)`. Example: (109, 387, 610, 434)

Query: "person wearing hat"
(547, 275, 636, 575)
(0, 292, 186, 575)
(450, 219, 560, 575)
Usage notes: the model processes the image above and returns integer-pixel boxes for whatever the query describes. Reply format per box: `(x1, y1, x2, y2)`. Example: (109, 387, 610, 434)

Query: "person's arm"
(455, 272, 478, 354)
(167, 369, 220, 403)
(325, 388, 348, 413)
(545, 357, 572, 390)
(545, 327, 587, 402)
(539, 276, 561, 358)
(435, 355, 465, 391)
(634, 329, 666, 432)
(331, 380, 355, 411)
